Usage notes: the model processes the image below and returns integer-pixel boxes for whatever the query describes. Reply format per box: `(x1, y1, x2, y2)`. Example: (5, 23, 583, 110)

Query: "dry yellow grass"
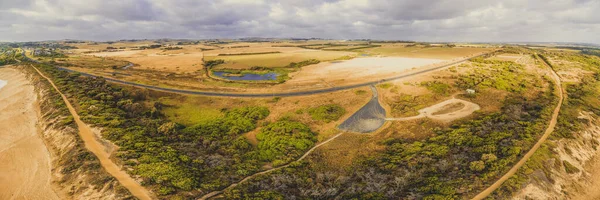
(206, 50, 355, 69)
(362, 44, 490, 59)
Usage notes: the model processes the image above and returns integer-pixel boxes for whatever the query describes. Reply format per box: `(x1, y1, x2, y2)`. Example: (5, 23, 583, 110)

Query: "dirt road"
(0, 67, 60, 200)
(31, 66, 155, 200)
(199, 132, 346, 200)
(470, 56, 564, 199)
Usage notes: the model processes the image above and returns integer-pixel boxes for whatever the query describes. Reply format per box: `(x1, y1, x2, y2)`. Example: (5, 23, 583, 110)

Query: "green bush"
(421, 81, 451, 95)
(563, 160, 580, 174)
(255, 120, 317, 165)
(308, 104, 346, 122)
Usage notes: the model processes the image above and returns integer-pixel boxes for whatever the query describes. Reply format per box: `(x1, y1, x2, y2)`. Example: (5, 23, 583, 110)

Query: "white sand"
(322, 57, 444, 77)
(0, 67, 60, 200)
(0, 80, 6, 91)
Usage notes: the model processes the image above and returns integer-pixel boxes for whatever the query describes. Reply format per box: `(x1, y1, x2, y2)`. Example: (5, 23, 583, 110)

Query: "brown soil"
(0, 67, 60, 200)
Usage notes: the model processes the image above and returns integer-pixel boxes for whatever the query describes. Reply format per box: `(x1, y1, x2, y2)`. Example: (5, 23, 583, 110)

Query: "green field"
(159, 97, 224, 126)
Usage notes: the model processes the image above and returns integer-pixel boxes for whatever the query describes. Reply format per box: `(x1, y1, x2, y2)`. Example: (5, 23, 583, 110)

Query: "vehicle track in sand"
(31, 65, 155, 200)
(470, 55, 564, 200)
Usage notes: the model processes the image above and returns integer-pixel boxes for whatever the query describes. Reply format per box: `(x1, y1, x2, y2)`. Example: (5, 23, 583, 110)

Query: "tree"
(469, 161, 486, 172)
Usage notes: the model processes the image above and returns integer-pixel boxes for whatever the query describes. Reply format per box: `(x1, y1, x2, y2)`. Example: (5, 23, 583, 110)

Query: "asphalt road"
(24, 51, 495, 98)
(338, 85, 386, 133)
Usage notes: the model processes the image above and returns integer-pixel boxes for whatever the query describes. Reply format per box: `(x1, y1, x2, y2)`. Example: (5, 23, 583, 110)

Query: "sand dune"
(0, 67, 60, 200)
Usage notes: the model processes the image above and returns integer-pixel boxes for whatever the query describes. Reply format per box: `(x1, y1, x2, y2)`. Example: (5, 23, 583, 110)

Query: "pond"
(213, 71, 278, 81)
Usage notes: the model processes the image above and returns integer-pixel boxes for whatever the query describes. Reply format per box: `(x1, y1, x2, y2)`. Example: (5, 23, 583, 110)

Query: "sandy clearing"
(31, 66, 155, 200)
(0, 67, 60, 200)
(386, 98, 480, 123)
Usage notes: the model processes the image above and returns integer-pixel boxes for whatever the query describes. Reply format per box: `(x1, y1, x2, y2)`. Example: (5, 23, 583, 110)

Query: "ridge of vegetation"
(27, 62, 320, 199)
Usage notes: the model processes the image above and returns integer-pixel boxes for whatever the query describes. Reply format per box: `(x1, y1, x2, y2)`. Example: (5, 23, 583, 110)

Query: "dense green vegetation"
(224, 55, 558, 199)
(0, 48, 24, 65)
(421, 81, 452, 95)
(204, 59, 225, 69)
(256, 120, 317, 166)
(31, 62, 318, 198)
(308, 104, 346, 122)
(457, 58, 533, 93)
(226, 88, 556, 199)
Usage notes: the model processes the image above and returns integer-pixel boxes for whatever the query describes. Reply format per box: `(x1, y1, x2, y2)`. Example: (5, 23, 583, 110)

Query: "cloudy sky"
(1, 0, 599, 43)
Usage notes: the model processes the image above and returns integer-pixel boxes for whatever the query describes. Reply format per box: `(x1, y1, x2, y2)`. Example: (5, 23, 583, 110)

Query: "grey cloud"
(0, 0, 598, 43)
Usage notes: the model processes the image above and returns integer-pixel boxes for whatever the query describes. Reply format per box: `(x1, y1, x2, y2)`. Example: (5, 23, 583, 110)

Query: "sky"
(1, 0, 599, 43)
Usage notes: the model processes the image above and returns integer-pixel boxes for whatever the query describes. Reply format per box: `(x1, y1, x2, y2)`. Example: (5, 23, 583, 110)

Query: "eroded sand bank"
(0, 67, 60, 200)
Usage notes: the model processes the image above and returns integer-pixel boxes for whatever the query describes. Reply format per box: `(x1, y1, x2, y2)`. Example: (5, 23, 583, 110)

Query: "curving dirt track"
(0, 67, 60, 200)
(338, 85, 386, 133)
(31, 65, 155, 200)
(199, 132, 346, 200)
(470, 56, 564, 200)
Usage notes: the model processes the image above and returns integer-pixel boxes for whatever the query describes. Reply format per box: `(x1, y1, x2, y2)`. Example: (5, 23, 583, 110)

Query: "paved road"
(338, 85, 386, 133)
(24, 51, 495, 97)
(470, 54, 564, 200)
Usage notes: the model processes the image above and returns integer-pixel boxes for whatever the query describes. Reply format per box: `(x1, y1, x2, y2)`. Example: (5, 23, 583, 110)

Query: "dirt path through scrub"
(470, 56, 564, 200)
(200, 132, 346, 200)
(31, 65, 154, 200)
(0, 67, 60, 200)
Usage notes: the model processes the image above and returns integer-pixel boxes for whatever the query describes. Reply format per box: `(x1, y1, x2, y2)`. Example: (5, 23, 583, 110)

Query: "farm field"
(361, 44, 490, 59)
(53, 40, 496, 94)
(206, 49, 355, 69)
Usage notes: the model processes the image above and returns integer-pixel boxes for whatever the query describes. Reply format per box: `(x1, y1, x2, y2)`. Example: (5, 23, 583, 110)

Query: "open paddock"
(362, 45, 491, 59)
(206, 50, 356, 69)
(489, 53, 523, 62)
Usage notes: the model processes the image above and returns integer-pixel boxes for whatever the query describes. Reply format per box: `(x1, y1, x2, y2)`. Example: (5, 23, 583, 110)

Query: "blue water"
(213, 71, 277, 81)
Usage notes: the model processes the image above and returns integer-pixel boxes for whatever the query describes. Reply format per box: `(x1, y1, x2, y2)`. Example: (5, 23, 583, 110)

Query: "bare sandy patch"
(386, 98, 480, 123)
(0, 67, 60, 200)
